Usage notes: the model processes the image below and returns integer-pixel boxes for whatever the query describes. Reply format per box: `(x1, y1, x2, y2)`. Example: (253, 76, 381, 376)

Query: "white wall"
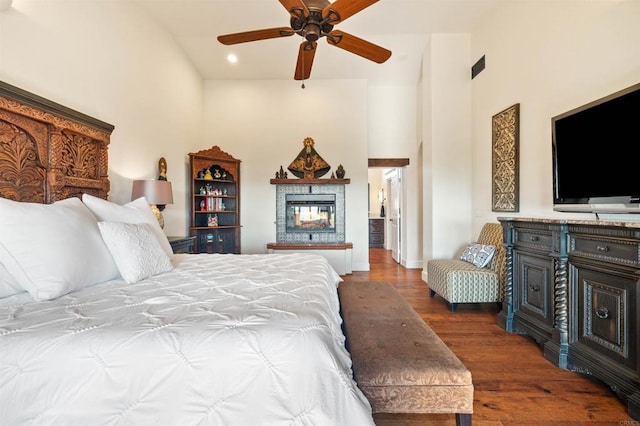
(202, 79, 370, 270)
(469, 0, 640, 233)
(422, 34, 473, 274)
(0, 0, 203, 237)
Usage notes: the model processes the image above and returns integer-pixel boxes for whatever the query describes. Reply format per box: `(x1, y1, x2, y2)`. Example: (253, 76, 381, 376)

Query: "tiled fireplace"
(275, 183, 346, 244)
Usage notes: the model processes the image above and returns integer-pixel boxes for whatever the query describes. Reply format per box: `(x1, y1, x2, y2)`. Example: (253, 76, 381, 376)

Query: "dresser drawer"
(569, 234, 640, 266)
(369, 218, 384, 233)
(514, 227, 553, 251)
(370, 233, 384, 245)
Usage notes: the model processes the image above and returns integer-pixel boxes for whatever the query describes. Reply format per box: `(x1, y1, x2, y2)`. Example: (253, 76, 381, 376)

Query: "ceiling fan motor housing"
(290, 4, 334, 42)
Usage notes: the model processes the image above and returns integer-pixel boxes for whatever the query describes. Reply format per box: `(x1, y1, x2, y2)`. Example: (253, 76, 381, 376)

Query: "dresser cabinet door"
(514, 249, 555, 341)
(510, 223, 557, 344)
(571, 263, 639, 371)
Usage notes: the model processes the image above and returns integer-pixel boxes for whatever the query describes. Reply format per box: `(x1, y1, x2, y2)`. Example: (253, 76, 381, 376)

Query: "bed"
(0, 81, 374, 425)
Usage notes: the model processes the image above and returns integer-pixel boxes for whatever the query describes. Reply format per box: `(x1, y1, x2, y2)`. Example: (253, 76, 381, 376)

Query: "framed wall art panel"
(492, 103, 520, 212)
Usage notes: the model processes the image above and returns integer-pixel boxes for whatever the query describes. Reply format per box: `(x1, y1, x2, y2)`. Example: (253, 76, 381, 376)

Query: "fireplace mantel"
(270, 178, 350, 184)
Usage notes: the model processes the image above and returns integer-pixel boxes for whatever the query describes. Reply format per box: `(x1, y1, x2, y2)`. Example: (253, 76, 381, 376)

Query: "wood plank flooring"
(342, 248, 636, 426)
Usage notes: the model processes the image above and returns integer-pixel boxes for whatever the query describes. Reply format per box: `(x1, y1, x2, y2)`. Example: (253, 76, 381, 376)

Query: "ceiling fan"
(217, 0, 392, 81)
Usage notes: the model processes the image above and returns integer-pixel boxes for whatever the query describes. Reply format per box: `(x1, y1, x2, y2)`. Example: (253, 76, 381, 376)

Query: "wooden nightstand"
(167, 236, 196, 254)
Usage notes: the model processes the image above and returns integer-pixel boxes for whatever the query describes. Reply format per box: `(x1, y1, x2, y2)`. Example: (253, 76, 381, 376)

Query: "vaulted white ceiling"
(131, 0, 499, 85)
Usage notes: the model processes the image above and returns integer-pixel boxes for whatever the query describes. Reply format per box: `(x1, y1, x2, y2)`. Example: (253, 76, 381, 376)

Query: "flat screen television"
(552, 82, 640, 213)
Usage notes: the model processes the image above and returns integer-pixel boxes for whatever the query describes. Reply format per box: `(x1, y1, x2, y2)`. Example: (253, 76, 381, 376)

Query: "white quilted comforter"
(0, 253, 374, 425)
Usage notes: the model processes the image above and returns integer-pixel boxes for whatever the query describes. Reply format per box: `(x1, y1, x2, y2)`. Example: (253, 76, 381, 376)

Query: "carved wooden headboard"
(0, 81, 113, 203)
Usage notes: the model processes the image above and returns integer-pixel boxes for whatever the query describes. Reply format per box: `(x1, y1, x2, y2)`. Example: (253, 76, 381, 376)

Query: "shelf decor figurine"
(275, 165, 288, 179)
(336, 164, 345, 179)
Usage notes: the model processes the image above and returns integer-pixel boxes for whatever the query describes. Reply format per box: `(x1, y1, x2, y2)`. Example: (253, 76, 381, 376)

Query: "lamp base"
(150, 204, 165, 229)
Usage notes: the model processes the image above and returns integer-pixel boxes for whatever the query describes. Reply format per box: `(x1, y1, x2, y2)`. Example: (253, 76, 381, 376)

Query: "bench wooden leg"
(456, 413, 472, 426)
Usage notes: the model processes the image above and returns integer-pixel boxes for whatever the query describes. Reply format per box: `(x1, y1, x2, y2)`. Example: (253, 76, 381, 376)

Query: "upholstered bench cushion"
(338, 281, 473, 415)
(427, 259, 499, 303)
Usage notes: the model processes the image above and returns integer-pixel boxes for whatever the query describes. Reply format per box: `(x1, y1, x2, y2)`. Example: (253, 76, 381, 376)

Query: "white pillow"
(0, 197, 120, 301)
(460, 243, 496, 269)
(0, 261, 25, 298)
(98, 222, 173, 284)
(82, 194, 173, 258)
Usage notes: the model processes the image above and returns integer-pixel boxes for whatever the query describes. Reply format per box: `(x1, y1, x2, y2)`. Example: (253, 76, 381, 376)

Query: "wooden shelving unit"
(188, 146, 241, 254)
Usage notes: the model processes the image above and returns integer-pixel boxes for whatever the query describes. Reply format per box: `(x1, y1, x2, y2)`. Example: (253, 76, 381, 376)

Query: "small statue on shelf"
(336, 164, 346, 179)
(275, 165, 288, 179)
(207, 214, 218, 227)
(203, 169, 213, 180)
(158, 157, 168, 181)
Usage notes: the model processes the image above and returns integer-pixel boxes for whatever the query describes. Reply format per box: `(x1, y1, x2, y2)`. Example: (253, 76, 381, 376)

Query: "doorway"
(368, 158, 409, 266)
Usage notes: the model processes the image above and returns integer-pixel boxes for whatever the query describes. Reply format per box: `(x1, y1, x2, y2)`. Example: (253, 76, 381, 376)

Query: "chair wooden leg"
(456, 413, 472, 426)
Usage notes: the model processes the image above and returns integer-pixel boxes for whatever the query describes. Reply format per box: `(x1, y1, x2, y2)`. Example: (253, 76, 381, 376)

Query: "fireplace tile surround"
(275, 183, 345, 244)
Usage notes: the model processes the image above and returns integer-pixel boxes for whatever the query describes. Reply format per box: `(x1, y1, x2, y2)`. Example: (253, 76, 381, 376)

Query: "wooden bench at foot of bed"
(338, 281, 473, 426)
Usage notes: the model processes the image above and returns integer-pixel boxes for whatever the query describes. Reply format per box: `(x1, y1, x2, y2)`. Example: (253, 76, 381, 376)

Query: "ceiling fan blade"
(322, 0, 378, 25)
(326, 31, 391, 63)
(217, 27, 294, 45)
(279, 0, 309, 19)
(294, 41, 317, 80)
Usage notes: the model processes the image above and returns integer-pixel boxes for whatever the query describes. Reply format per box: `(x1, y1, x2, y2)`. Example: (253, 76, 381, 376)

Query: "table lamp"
(131, 180, 174, 228)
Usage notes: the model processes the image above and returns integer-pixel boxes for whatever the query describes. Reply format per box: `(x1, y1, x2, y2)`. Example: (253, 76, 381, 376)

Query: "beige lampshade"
(131, 180, 173, 228)
(131, 180, 174, 205)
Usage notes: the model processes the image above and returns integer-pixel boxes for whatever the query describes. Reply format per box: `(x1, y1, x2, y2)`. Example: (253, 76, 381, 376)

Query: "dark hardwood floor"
(342, 248, 635, 426)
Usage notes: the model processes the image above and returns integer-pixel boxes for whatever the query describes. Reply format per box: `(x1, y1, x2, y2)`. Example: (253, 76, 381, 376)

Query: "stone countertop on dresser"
(497, 216, 640, 229)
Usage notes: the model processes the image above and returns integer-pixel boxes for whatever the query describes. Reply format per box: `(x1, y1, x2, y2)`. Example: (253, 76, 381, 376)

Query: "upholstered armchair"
(427, 223, 505, 312)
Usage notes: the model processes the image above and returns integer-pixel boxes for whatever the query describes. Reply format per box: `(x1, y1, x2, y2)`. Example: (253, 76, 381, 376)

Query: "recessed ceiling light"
(227, 54, 238, 64)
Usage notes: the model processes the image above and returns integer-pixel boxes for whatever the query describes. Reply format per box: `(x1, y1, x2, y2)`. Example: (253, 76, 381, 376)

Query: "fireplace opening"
(286, 194, 336, 233)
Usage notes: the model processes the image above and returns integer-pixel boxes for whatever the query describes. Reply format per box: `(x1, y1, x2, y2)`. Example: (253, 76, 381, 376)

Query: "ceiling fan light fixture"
(303, 24, 321, 42)
(227, 53, 238, 63)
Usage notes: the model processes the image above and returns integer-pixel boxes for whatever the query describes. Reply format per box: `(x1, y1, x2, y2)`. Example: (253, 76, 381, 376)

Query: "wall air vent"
(472, 55, 485, 79)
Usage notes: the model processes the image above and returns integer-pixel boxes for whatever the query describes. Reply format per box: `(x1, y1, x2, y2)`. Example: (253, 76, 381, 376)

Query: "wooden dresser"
(369, 218, 384, 248)
(498, 217, 640, 419)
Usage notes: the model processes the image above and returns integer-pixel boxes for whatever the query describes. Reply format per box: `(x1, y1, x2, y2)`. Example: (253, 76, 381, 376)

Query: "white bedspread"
(0, 253, 374, 425)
